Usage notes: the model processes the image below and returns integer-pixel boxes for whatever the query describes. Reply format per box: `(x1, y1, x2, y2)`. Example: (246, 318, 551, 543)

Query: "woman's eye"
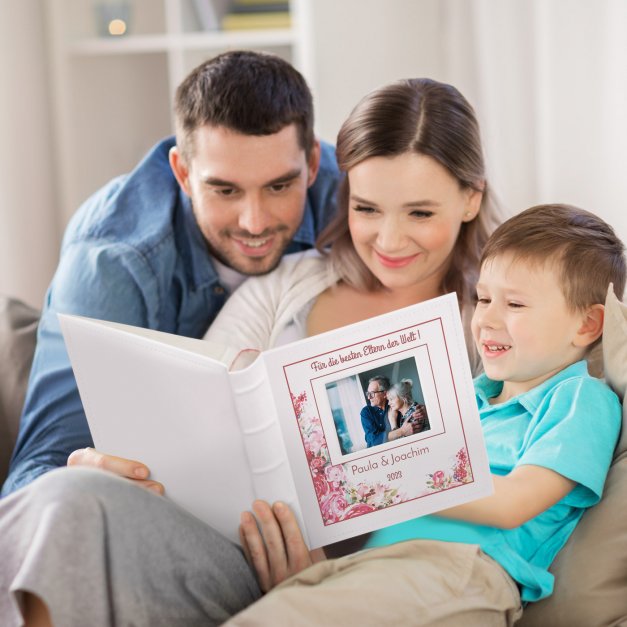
(352, 204, 377, 214)
(409, 210, 434, 219)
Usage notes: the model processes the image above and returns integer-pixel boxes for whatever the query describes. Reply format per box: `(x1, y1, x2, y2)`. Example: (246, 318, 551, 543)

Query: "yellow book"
(221, 11, 291, 30)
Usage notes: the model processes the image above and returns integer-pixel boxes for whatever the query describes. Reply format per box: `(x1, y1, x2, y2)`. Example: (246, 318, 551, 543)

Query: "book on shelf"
(221, 10, 291, 30)
(59, 292, 492, 549)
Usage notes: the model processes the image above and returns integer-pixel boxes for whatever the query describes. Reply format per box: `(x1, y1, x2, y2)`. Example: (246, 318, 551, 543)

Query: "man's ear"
(306, 139, 321, 188)
(169, 146, 191, 196)
(573, 304, 605, 347)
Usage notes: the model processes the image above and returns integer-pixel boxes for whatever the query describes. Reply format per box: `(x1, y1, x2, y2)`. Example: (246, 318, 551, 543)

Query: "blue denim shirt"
(2, 136, 340, 496)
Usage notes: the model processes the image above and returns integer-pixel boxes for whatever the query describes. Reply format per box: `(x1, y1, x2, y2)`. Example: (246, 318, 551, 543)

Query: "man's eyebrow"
(265, 168, 303, 186)
(203, 168, 302, 188)
(204, 176, 238, 187)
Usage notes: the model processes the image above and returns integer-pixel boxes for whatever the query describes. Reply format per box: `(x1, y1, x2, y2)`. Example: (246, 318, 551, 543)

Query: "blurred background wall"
(2, 0, 626, 307)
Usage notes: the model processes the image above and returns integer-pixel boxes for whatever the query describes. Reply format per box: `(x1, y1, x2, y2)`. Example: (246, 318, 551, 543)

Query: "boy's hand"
(239, 500, 324, 592)
(67, 447, 165, 494)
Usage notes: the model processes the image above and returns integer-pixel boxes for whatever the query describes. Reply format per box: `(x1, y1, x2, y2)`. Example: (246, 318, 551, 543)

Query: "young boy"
(233, 204, 625, 626)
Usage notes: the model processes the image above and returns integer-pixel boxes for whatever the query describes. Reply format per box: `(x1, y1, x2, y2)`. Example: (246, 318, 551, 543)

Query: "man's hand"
(67, 448, 164, 494)
(239, 500, 324, 593)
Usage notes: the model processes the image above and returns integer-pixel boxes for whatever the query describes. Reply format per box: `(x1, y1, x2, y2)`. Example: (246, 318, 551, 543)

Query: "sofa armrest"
(0, 296, 39, 485)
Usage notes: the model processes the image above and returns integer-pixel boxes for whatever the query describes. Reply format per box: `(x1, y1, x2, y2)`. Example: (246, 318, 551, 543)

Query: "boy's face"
(471, 252, 588, 399)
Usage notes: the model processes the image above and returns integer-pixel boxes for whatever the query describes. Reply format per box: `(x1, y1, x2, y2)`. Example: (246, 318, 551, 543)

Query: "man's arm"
(360, 406, 386, 448)
(2, 241, 158, 496)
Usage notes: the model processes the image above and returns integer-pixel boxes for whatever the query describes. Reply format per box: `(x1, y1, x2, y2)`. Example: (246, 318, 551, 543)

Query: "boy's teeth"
(487, 344, 510, 352)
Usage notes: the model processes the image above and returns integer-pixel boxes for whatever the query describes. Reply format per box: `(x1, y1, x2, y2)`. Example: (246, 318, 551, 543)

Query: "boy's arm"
(439, 465, 576, 529)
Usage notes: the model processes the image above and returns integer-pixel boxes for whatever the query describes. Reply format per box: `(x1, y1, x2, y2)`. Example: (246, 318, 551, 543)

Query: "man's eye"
(215, 187, 237, 197)
(269, 183, 290, 193)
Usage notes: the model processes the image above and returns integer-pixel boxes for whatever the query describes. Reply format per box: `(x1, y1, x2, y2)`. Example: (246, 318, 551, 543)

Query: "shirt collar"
(177, 190, 220, 291)
(292, 193, 316, 247)
(475, 360, 589, 412)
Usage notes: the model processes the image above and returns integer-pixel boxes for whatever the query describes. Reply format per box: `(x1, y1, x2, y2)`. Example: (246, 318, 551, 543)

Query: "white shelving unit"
(45, 0, 308, 223)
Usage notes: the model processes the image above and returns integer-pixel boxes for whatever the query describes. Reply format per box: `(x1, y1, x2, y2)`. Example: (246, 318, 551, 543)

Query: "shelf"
(68, 29, 297, 56)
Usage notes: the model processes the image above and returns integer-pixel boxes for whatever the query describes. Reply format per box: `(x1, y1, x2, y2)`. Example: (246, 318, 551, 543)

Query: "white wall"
(2, 0, 626, 307)
(0, 0, 59, 308)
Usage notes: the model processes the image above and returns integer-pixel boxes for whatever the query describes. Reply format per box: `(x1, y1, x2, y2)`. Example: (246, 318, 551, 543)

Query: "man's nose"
(238, 195, 271, 235)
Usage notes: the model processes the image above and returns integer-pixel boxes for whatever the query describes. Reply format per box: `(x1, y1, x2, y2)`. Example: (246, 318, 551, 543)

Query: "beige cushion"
(519, 286, 627, 627)
(0, 296, 39, 484)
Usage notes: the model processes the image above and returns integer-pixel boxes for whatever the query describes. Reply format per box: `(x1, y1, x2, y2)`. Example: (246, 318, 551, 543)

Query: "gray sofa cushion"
(0, 296, 39, 484)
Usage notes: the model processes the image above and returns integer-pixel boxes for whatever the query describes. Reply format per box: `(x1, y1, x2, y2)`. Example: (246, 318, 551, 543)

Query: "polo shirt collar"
(475, 360, 589, 413)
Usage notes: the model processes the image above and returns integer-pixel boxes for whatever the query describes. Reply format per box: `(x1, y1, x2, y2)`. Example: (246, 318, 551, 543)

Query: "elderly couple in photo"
(0, 49, 624, 627)
(361, 375, 430, 448)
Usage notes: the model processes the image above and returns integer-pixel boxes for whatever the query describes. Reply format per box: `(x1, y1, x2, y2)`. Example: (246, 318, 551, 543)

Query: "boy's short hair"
(174, 50, 314, 161)
(481, 204, 626, 310)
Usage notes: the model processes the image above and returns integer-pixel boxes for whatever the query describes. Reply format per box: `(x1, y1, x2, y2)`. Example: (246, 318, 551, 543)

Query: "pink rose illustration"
(321, 491, 348, 523)
(342, 502, 376, 520)
(309, 456, 326, 475)
(432, 470, 445, 488)
(324, 465, 346, 488)
(313, 474, 330, 500)
(307, 430, 325, 456)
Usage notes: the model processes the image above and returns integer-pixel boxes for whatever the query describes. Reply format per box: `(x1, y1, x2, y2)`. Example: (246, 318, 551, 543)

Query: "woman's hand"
(67, 447, 165, 494)
(239, 500, 325, 593)
(387, 407, 398, 430)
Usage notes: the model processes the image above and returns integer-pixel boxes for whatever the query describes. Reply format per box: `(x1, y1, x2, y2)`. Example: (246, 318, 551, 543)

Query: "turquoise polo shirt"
(366, 361, 621, 602)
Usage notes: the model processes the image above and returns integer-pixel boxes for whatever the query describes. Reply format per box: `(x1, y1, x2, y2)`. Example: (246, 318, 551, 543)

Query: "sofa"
(0, 291, 625, 626)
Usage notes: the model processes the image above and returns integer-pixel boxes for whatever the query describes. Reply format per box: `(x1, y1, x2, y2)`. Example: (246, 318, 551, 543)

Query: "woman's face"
(387, 392, 402, 412)
(347, 153, 482, 297)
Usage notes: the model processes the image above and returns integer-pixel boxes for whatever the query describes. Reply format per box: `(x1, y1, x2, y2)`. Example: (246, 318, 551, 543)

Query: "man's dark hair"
(174, 50, 314, 161)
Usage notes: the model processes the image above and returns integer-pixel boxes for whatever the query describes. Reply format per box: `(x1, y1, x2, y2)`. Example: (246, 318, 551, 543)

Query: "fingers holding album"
(66, 447, 165, 494)
(239, 500, 315, 593)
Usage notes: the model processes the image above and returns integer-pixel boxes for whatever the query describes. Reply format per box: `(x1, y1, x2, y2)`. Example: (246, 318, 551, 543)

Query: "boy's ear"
(573, 304, 605, 348)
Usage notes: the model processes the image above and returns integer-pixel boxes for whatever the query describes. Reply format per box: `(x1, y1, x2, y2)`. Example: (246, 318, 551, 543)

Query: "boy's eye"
(476, 297, 490, 304)
(508, 302, 525, 309)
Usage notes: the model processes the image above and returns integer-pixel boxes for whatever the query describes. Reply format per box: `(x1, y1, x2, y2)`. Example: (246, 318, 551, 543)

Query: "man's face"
(366, 382, 387, 409)
(170, 124, 320, 275)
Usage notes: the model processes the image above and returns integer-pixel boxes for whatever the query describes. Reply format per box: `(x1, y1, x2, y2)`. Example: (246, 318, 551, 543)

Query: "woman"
(385, 378, 430, 438)
(9, 78, 501, 627)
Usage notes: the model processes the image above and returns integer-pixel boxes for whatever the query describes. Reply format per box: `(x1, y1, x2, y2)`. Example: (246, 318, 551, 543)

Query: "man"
(361, 375, 391, 447)
(2, 50, 340, 496)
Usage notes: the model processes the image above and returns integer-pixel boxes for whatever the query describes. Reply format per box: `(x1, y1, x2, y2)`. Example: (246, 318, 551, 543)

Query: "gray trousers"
(0, 467, 261, 627)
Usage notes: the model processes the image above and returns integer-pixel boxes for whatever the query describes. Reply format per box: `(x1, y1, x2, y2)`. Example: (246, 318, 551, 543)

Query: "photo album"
(59, 292, 492, 548)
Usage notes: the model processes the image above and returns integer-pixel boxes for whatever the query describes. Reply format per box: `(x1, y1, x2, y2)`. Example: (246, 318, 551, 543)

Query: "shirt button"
(213, 285, 225, 295)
